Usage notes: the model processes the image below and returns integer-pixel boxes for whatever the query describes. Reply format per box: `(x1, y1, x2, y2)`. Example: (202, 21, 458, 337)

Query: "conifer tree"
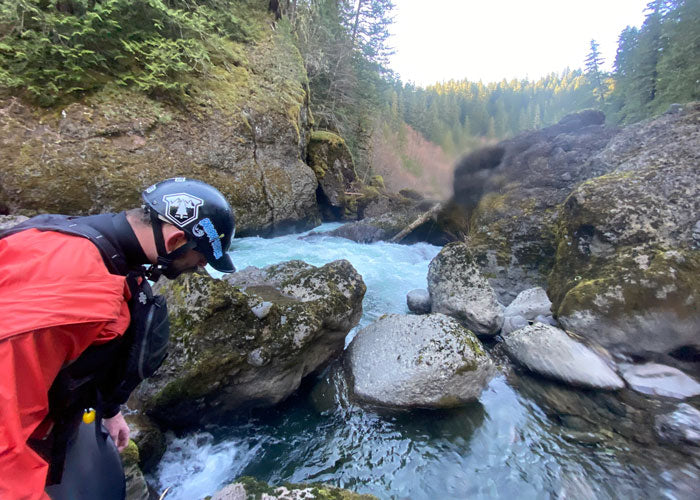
(585, 39, 606, 104)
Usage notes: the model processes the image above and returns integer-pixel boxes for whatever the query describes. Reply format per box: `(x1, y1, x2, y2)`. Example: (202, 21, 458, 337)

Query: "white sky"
(388, 0, 649, 86)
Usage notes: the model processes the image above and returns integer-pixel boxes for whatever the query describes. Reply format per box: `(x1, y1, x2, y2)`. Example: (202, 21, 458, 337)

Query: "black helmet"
(141, 178, 236, 278)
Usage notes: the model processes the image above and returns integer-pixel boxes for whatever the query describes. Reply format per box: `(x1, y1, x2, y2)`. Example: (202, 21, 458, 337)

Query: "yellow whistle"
(82, 408, 96, 424)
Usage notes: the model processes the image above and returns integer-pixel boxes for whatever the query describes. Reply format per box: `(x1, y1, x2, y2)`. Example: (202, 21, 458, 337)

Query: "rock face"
(619, 363, 700, 399)
(307, 131, 358, 221)
(655, 403, 700, 446)
(503, 323, 624, 390)
(454, 110, 617, 302)
(549, 105, 700, 360)
(406, 289, 431, 314)
(427, 242, 504, 335)
(0, 10, 319, 236)
(346, 313, 495, 408)
(131, 260, 366, 429)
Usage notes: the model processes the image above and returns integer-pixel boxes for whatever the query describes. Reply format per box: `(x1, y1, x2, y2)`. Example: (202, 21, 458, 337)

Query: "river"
(149, 224, 697, 500)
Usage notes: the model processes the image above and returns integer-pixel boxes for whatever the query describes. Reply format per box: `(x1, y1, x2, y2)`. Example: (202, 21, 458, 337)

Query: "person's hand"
(103, 411, 130, 452)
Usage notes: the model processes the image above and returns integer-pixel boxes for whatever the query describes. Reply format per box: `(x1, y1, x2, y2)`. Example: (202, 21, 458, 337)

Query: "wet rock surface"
(131, 260, 365, 430)
(427, 242, 504, 335)
(655, 403, 700, 446)
(211, 477, 377, 500)
(346, 313, 495, 408)
(619, 363, 700, 399)
(503, 323, 624, 390)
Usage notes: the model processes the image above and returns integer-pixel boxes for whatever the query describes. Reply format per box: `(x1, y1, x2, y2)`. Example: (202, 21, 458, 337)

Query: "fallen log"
(389, 202, 443, 243)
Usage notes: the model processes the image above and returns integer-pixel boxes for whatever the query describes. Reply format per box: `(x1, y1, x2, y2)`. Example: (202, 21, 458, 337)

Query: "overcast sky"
(388, 0, 649, 86)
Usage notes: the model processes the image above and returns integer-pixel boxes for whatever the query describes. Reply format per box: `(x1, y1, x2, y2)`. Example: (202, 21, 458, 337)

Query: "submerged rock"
(131, 260, 365, 429)
(503, 323, 624, 390)
(346, 313, 495, 408)
(655, 403, 700, 446)
(211, 477, 377, 500)
(428, 242, 504, 335)
(618, 363, 700, 399)
(406, 288, 431, 314)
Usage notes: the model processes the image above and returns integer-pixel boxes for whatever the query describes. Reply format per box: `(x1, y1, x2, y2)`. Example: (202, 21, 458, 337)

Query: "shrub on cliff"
(0, 0, 261, 105)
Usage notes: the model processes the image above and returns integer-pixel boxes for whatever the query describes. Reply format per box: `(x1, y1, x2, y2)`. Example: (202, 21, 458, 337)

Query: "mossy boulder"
(211, 476, 377, 500)
(345, 313, 495, 408)
(453, 111, 617, 302)
(427, 242, 504, 335)
(121, 440, 150, 500)
(547, 104, 700, 364)
(131, 259, 365, 430)
(124, 413, 166, 473)
(307, 131, 358, 220)
(0, 6, 319, 236)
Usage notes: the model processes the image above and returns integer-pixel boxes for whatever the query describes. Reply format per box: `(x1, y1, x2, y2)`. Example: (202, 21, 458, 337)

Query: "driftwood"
(389, 202, 443, 243)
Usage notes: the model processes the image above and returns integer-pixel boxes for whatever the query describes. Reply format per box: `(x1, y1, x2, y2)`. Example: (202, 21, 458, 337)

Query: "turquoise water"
(151, 225, 689, 500)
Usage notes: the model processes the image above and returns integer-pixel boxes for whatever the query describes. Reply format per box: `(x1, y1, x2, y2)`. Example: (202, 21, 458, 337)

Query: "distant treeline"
(390, 0, 699, 153)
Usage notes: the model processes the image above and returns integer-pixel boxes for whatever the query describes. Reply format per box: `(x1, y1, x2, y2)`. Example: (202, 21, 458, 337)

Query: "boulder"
(0, 5, 320, 236)
(504, 287, 552, 319)
(655, 403, 700, 446)
(306, 131, 358, 221)
(618, 363, 700, 399)
(427, 242, 504, 335)
(501, 287, 553, 334)
(546, 105, 700, 362)
(131, 260, 366, 429)
(346, 313, 495, 408)
(503, 323, 624, 390)
(453, 111, 618, 302)
(406, 289, 431, 314)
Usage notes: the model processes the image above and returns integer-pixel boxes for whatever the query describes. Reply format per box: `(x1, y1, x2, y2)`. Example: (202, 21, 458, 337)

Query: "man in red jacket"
(0, 178, 236, 500)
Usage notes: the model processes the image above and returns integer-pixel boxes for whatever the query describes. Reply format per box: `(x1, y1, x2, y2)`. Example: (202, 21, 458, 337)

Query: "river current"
(149, 224, 696, 500)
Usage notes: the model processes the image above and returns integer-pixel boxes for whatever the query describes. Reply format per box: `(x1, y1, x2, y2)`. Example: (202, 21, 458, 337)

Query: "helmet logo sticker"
(192, 217, 224, 259)
(162, 193, 204, 227)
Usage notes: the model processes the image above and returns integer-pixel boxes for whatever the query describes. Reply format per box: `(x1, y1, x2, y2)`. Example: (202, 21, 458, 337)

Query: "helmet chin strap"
(145, 210, 196, 281)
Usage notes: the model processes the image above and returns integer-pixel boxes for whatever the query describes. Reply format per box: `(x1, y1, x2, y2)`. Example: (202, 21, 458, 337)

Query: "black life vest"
(0, 214, 170, 483)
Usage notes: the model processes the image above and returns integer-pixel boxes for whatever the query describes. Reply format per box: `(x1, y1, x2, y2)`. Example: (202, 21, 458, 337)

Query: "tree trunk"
(351, 0, 365, 49)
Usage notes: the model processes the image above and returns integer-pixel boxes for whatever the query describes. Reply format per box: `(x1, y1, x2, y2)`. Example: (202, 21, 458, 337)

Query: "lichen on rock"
(131, 260, 365, 430)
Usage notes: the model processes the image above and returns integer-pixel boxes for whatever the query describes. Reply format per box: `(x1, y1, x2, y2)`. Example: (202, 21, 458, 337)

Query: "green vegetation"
(0, 0, 262, 105)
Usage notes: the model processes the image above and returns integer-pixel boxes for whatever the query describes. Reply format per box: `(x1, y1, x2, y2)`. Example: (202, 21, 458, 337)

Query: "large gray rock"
(406, 288, 431, 314)
(619, 363, 700, 399)
(346, 313, 496, 408)
(548, 104, 700, 361)
(453, 111, 617, 302)
(428, 242, 504, 335)
(503, 323, 624, 390)
(131, 260, 366, 429)
(655, 403, 700, 446)
(211, 477, 377, 500)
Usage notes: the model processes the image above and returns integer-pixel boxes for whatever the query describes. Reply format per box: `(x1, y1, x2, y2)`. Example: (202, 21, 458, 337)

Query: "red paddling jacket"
(0, 226, 131, 499)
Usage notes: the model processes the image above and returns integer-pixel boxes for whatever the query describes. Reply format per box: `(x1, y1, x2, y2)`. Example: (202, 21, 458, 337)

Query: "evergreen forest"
(0, 0, 698, 193)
